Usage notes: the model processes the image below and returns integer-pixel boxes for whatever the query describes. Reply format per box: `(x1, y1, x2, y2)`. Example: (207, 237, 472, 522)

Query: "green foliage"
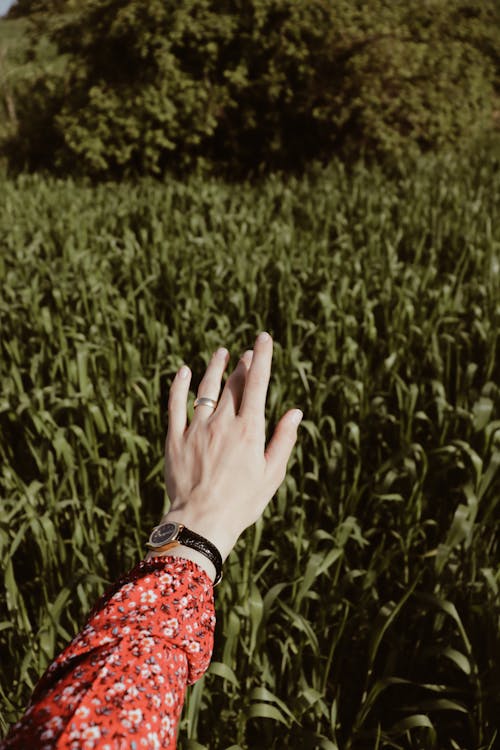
(2, 0, 499, 177)
(1, 147, 499, 748)
(0, 15, 63, 163)
(6, 0, 78, 18)
(0, 18, 26, 144)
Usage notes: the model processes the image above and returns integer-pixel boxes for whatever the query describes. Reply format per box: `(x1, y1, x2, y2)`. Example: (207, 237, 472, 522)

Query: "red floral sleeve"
(1, 557, 215, 750)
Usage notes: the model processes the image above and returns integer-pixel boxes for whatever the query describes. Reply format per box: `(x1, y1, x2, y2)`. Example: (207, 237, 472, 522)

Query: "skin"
(144, 331, 303, 582)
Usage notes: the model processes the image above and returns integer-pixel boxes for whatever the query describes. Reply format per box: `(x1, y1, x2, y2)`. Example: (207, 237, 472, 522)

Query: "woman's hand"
(151, 332, 302, 575)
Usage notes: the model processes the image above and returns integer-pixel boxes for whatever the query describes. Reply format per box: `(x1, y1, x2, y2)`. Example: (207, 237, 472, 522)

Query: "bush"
(4, 0, 500, 177)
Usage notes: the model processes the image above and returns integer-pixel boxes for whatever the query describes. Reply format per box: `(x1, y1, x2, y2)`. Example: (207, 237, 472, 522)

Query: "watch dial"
(150, 523, 177, 546)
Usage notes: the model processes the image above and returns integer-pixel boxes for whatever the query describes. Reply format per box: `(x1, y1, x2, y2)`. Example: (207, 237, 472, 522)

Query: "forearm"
(1, 557, 215, 750)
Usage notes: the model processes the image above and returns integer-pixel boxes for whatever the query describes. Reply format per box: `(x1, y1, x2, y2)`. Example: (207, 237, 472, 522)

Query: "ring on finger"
(194, 396, 218, 410)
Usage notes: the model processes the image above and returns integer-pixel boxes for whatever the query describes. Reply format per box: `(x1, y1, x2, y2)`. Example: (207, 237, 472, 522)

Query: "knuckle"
(274, 462, 287, 485)
(251, 370, 268, 387)
(197, 381, 218, 401)
(267, 466, 285, 491)
(240, 415, 262, 440)
(206, 419, 220, 440)
(165, 435, 179, 461)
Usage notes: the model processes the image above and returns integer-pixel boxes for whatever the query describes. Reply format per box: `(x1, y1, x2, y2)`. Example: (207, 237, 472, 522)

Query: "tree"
(5, 0, 500, 177)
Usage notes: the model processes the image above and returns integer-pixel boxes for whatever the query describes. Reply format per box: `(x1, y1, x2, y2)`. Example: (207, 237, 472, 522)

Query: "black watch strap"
(178, 526, 223, 585)
(147, 522, 223, 585)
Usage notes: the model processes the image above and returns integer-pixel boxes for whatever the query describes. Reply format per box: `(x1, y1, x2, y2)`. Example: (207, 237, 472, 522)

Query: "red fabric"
(1, 557, 215, 749)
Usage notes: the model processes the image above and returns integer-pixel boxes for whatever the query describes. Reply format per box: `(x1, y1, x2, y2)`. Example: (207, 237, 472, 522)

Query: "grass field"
(1, 149, 499, 749)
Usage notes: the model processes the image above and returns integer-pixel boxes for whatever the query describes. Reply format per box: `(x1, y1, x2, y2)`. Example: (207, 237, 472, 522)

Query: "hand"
(149, 332, 302, 577)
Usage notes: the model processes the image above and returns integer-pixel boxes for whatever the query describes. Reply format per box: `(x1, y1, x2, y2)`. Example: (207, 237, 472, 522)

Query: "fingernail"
(242, 349, 253, 361)
(290, 409, 303, 425)
(257, 331, 270, 343)
(216, 347, 229, 359)
(179, 365, 190, 379)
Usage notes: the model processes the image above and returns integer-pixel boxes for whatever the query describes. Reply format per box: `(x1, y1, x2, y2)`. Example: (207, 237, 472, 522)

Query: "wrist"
(158, 506, 237, 562)
(145, 545, 217, 583)
(145, 510, 228, 584)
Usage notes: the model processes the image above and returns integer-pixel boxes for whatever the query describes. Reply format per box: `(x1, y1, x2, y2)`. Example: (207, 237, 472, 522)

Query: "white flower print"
(127, 708, 143, 724)
(82, 725, 101, 740)
(4, 558, 215, 750)
(75, 705, 90, 719)
(140, 590, 158, 604)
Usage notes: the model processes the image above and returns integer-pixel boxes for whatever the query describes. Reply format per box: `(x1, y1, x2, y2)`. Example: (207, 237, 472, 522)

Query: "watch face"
(149, 522, 178, 547)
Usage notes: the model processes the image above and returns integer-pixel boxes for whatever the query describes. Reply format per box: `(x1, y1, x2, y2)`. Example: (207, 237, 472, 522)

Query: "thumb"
(264, 409, 303, 487)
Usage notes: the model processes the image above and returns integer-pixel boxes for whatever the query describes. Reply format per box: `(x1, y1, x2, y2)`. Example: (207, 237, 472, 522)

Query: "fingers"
(264, 409, 303, 486)
(216, 349, 253, 417)
(167, 364, 192, 444)
(239, 332, 273, 422)
(191, 347, 230, 423)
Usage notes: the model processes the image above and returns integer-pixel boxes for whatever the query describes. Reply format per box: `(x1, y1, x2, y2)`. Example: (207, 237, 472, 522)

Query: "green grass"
(0, 149, 499, 749)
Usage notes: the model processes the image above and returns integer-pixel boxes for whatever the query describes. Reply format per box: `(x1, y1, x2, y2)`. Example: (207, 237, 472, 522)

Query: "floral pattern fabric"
(1, 557, 215, 749)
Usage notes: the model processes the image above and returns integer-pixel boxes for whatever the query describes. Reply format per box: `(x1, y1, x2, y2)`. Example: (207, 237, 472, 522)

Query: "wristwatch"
(146, 521, 223, 585)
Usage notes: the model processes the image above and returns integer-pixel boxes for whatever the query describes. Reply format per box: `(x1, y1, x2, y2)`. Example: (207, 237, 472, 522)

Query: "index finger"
(238, 332, 273, 421)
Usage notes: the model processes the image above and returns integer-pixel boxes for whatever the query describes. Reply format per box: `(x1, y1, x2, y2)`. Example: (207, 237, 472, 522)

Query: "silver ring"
(194, 397, 218, 410)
